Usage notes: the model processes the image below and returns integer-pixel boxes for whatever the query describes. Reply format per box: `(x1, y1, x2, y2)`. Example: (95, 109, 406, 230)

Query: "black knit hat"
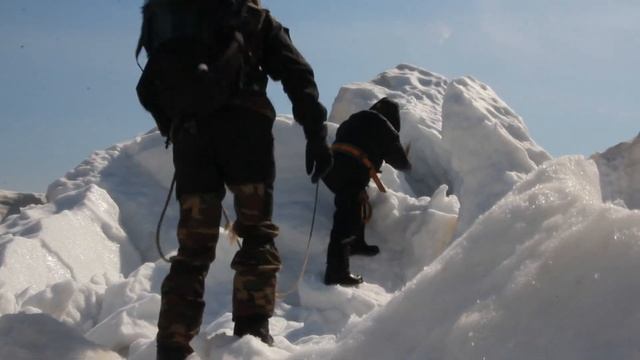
(370, 97, 401, 132)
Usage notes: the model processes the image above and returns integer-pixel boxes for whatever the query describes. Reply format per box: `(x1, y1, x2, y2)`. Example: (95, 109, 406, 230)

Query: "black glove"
(305, 138, 333, 183)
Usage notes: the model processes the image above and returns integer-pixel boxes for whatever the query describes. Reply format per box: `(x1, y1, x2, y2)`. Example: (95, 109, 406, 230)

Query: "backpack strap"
(241, 4, 267, 64)
(219, 31, 245, 64)
(135, 5, 152, 71)
(135, 33, 145, 71)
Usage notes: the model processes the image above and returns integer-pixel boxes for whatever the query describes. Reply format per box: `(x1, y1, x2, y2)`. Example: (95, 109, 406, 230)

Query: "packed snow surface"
(1, 65, 639, 359)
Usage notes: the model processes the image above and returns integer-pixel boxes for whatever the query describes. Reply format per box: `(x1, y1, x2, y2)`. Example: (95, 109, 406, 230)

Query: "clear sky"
(0, 0, 638, 193)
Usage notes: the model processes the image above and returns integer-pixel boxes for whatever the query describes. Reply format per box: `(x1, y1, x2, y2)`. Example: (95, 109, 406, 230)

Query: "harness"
(331, 143, 386, 224)
(331, 143, 387, 193)
(359, 190, 373, 224)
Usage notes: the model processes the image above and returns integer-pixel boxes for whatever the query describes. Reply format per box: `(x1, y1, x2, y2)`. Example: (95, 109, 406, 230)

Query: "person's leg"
(228, 183, 281, 345)
(156, 192, 223, 359)
(325, 190, 363, 286)
(220, 109, 281, 345)
(156, 123, 223, 360)
(349, 191, 379, 256)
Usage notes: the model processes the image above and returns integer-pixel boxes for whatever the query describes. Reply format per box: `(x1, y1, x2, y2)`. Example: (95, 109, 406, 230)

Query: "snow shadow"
(0, 313, 122, 360)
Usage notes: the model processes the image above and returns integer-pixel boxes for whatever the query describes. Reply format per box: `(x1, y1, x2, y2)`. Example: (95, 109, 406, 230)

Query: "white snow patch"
(0, 313, 122, 360)
(441, 76, 551, 232)
(592, 133, 640, 210)
(0, 185, 139, 296)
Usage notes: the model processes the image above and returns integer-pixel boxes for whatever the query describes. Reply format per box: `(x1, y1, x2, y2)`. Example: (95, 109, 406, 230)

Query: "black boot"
(325, 233, 363, 286)
(349, 222, 379, 256)
(233, 315, 274, 346)
(349, 243, 380, 256)
(156, 342, 193, 360)
(324, 270, 363, 286)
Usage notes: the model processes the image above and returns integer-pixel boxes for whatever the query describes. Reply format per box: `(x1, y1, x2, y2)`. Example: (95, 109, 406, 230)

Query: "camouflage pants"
(156, 184, 281, 352)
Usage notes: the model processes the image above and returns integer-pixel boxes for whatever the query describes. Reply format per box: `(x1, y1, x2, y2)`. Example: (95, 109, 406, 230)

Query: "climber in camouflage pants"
(156, 109, 285, 354)
(149, 1, 332, 359)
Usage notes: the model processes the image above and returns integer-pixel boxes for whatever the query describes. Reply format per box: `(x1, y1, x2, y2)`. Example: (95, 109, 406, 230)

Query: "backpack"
(135, 0, 250, 138)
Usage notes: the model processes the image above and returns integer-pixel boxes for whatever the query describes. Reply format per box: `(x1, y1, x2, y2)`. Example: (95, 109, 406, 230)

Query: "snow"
(441, 76, 551, 233)
(592, 133, 640, 210)
(0, 313, 122, 360)
(0, 185, 139, 295)
(0, 190, 45, 222)
(1, 64, 639, 359)
(327, 156, 640, 360)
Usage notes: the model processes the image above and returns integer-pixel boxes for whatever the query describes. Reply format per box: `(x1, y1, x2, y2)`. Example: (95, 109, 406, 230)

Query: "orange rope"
(360, 191, 373, 224)
(331, 143, 387, 193)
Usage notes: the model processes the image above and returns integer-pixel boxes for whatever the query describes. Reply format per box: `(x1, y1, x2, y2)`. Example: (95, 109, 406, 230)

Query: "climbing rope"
(276, 182, 320, 299)
(156, 174, 177, 263)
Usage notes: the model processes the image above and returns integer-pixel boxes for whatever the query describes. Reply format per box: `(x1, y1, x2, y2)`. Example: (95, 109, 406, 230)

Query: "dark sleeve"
(259, 12, 327, 141)
(380, 118, 411, 171)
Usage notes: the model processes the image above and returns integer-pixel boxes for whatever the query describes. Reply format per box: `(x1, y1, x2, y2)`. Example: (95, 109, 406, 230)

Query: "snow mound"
(442, 76, 551, 232)
(592, 133, 640, 210)
(0, 184, 139, 296)
(46, 132, 174, 263)
(329, 156, 640, 360)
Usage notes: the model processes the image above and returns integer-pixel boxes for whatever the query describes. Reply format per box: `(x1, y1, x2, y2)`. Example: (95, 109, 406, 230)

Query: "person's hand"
(305, 139, 333, 183)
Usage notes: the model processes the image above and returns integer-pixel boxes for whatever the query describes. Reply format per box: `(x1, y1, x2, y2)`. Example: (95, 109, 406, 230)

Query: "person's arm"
(258, 10, 332, 181)
(259, 12, 326, 140)
(380, 118, 411, 171)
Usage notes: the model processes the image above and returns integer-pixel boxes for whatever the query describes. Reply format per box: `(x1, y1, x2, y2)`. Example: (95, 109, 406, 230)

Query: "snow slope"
(1, 65, 639, 359)
(328, 156, 640, 360)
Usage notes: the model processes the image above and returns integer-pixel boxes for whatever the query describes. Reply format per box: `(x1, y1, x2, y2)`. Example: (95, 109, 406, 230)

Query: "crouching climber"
(322, 98, 411, 286)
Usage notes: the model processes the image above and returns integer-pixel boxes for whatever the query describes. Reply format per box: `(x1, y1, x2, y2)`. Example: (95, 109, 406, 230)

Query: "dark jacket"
(323, 110, 411, 193)
(236, 4, 326, 139)
(138, 3, 326, 141)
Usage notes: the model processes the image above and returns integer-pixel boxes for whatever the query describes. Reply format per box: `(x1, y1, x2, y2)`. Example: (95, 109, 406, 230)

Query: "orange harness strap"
(331, 143, 387, 193)
(359, 190, 373, 224)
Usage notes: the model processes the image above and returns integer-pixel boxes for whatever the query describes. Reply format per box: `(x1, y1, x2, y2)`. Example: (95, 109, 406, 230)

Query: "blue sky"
(0, 0, 638, 192)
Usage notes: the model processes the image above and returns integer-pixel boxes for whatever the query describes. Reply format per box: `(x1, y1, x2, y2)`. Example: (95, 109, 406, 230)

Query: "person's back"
(324, 98, 410, 193)
(137, 0, 330, 141)
(137, 1, 333, 359)
(336, 111, 394, 169)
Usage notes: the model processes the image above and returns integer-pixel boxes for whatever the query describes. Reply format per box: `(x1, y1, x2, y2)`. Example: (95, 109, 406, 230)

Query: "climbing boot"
(349, 243, 379, 256)
(324, 270, 363, 287)
(233, 315, 274, 346)
(156, 342, 193, 360)
(324, 271, 363, 286)
(325, 235, 363, 286)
